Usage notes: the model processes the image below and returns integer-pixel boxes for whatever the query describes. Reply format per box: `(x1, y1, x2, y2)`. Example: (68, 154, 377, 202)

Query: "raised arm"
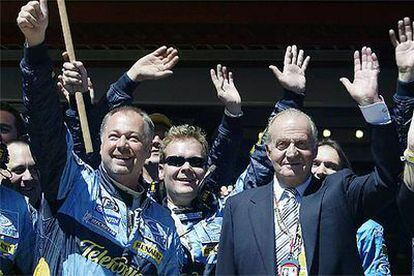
(390, 17, 414, 151)
(18, 0, 68, 203)
(340, 47, 402, 224)
(240, 45, 310, 191)
(64, 46, 179, 167)
(207, 64, 243, 194)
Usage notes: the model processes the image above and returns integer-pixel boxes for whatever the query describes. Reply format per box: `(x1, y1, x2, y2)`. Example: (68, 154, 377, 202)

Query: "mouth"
(283, 162, 302, 167)
(176, 178, 197, 185)
(113, 156, 133, 163)
(19, 185, 35, 192)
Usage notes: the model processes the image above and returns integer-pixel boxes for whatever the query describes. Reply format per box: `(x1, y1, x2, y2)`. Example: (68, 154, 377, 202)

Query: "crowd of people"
(0, 0, 413, 275)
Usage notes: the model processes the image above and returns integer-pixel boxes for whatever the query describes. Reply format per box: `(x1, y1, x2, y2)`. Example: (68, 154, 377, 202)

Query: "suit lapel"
(300, 177, 325, 274)
(248, 182, 275, 274)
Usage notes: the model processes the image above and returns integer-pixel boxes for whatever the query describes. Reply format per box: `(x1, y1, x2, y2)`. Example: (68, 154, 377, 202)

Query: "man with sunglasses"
(158, 124, 224, 275)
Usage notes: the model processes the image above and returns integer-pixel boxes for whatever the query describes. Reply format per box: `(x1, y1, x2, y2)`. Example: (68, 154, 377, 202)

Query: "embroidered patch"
(83, 212, 116, 237)
(0, 213, 18, 239)
(201, 242, 218, 257)
(176, 212, 203, 222)
(0, 240, 16, 256)
(133, 241, 163, 264)
(80, 240, 142, 275)
(102, 197, 120, 213)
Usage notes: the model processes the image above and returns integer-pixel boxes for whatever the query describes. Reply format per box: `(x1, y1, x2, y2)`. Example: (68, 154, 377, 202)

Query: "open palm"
(269, 45, 310, 94)
(340, 47, 380, 106)
(210, 64, 242, 115)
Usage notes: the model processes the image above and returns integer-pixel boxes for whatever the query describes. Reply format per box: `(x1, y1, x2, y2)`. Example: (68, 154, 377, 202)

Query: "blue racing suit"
(63, 69, 243, 275)
(357, 220, 391, 275)
(21, 43, 183, 275)
(64, 73, 243, 196)
(168, 202, 224, 276)
(0, 184, 35, 275)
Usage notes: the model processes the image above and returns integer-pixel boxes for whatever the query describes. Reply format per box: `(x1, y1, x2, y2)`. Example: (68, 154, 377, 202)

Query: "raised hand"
(16, 0, 48, 47)
(126, 46, 179, 82)
(210, 64, 242, 116)
(57, 52, 95, 103)
(340, 47, 380, 106)
(57, 75, 94, 103)
(389, 17, 414, 82)
(61, 61, 89, 95)
(269, 45, 310, 94)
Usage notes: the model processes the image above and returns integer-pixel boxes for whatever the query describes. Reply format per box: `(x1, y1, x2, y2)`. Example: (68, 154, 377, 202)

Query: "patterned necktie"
(275, 188, 299, 268)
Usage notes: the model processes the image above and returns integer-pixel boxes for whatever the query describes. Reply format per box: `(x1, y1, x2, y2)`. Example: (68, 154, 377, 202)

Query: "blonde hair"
(160, 124, 208, 162)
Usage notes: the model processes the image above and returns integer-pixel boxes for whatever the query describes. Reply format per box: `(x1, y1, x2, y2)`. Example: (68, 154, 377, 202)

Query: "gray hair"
(263, 108, 318, 148)
(100, 105, 154, 145)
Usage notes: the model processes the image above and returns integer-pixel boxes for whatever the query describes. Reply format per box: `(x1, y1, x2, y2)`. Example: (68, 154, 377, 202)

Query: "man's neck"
(143, 163, 159, 183)
(166, 196, 193, 211)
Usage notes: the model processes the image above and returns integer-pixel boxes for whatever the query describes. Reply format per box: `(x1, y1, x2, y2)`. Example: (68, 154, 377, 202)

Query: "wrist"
(25, 36, 45, 48)
(357, 95, 381, 106)
(224, 104, 242, 116)
(126, 69, 143, 83)
(398, 69, 414, 83)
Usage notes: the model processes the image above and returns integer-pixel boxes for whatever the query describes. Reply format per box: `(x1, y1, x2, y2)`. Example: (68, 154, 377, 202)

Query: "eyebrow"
(0, 123, 12, 130)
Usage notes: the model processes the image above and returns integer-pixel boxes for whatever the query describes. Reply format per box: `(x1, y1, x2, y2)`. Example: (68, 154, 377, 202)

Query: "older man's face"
(100, 111, 151, 186)
(266, 115, 316, 187)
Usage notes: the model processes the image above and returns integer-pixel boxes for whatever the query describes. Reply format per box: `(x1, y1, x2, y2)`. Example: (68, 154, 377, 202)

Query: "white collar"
(273, 174, 312, 202)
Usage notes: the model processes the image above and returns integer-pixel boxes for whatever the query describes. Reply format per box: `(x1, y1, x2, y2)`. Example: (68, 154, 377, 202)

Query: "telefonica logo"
(80, 240, 142, 276)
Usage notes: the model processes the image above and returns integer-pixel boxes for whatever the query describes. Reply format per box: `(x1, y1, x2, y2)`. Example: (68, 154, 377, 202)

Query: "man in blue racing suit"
(17, 1, 183, 274)
(0, 138, 35, 275)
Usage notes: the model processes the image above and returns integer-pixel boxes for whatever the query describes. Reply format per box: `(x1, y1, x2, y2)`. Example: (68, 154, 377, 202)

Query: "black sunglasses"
(164, 156, 206, 168)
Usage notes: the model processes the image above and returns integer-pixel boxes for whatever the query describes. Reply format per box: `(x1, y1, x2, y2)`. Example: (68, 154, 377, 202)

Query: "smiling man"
(18, 0, 183, 274)
(217, 47, 402, 275)
(158, 124, 224, 275)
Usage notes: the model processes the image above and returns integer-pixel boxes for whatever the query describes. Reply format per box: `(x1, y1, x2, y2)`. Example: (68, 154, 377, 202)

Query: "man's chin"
(146, 155, 160, 165)
(108, 165, 133, 175)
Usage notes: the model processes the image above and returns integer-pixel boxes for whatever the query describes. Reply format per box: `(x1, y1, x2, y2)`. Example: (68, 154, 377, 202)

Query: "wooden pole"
(57, 0, 93, 153)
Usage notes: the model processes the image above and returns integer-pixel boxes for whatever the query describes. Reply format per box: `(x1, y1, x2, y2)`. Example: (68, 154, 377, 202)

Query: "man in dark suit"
(216, 46, 402, 275)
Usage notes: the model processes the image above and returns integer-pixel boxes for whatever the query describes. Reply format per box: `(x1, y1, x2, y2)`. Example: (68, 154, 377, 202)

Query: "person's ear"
(158, 163, 164, 181)
(265, 144, 272, 161)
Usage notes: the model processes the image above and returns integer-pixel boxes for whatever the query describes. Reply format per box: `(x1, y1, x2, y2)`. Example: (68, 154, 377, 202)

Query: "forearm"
(392, 80, 414, 150)
(21, 43, 67, 201)
(207, 113, 243, 193)
(105, 72, 138, 109)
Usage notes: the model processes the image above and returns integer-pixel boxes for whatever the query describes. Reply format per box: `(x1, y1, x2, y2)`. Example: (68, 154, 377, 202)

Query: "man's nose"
(314, 164, 327, 179)
(285, 143, 298, 157)
(153, 135, 162, 144)
(180, 161, 197, 174)
(116, 135, 129, 149)
(21, 168, 33, 184)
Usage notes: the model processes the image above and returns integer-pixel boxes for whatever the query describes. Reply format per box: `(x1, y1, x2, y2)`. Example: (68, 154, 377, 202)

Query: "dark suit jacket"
(216, 123, 402, 275)
(397, 182, 414, 236)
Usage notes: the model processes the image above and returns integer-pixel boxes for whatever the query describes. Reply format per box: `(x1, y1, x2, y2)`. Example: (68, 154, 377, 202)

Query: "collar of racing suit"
(98, 164, 145, 207)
